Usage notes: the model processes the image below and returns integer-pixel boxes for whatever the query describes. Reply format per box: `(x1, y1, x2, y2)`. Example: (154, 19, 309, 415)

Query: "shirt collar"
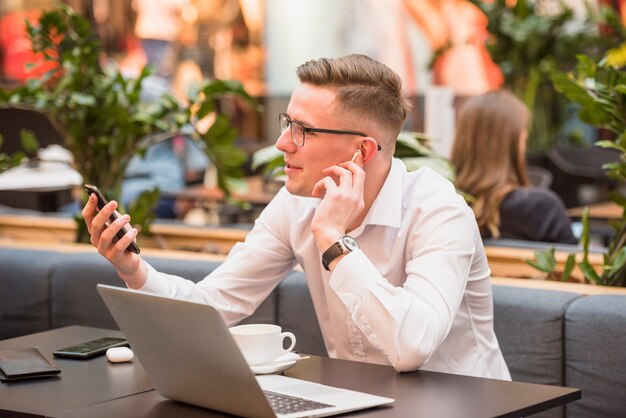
(360, 158, 404, 229)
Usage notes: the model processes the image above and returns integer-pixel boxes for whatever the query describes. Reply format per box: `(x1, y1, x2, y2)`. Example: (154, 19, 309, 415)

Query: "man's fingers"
(93, 200, 118, 228)
(100, 214, 131, 244)
(312, 176, 337, 198)
(113, 227, 139, 254)
(338, 160, 364, 173)
(338, 160, 365, 191)
(322, 165, 354, 188)
(89, 200, 115, 241)
(82, 194, 98, 233)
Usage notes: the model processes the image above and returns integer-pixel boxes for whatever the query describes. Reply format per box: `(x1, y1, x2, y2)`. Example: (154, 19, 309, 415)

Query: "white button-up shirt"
(141, 159, 511, 379)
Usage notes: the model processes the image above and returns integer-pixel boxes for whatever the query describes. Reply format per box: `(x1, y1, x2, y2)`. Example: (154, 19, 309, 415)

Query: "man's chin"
(285, 181, 311, 197)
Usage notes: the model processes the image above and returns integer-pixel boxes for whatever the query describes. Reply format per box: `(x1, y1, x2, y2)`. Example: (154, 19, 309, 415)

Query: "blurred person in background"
(121, 57, 210, 219)
(403, 0, 503, 96)
(132, 0, 188, 79)
(451, 90, 578, 244)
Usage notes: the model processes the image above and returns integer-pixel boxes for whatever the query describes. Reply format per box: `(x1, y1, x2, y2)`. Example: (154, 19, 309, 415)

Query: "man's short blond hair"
(296, 54, 412, 143)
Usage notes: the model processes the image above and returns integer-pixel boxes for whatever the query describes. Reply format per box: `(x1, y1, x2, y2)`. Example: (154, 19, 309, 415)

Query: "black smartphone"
(53, 337, 129, 360)
(84, 184, 140, 254)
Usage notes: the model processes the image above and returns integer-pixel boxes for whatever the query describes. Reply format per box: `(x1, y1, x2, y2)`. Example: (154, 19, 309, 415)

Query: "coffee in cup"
(229, 324, 296, 366)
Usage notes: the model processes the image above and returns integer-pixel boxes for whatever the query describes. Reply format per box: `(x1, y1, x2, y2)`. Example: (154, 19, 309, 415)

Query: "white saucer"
(250, 352, 302, 375)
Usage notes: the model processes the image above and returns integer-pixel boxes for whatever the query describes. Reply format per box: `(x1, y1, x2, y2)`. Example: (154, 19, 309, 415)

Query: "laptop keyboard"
(264, 390, 334, 415)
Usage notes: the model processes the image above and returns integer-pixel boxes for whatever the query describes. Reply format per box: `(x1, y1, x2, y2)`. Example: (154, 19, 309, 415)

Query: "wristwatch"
(321, 235, 359, 271)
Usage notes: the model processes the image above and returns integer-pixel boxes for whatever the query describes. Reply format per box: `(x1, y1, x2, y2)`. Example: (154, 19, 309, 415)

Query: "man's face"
(276, 83, 362, 197)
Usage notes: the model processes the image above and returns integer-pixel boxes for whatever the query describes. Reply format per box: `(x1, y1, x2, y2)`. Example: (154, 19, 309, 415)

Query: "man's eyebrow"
(287, 113, 316, 128)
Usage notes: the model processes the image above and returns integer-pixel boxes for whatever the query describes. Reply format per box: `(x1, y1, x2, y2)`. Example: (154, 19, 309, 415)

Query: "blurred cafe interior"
(1, 0, 624, 220)
(1, 0, 626, 252)
(2, 1, 626, 418)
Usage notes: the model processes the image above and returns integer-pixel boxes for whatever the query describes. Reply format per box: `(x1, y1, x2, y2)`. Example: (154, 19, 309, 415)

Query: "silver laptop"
(97, 284, 394, 418)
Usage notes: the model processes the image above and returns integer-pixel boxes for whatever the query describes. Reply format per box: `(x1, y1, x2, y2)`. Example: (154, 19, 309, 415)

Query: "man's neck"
(347, 159, 393, 232)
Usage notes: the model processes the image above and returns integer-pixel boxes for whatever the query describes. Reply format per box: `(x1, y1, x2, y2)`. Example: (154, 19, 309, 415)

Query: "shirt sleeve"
(140, 188, 298, 325)
(329, 203, 477, 372)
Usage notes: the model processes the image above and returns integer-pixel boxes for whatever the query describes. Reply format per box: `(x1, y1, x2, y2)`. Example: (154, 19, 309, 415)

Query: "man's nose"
(275, 129, 295, 153)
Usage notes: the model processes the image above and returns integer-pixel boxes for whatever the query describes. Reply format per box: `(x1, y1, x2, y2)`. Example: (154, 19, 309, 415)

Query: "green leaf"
(609, 192, 626, 208)
(128, 187, 161, 235)
(575, 54, 597, 78)
(595, 140, 626, 152)
(251, 145, 283, 171)
(402, 157, 456, 181)
(69, 92, 96, 106)
(536, 247, 557, 272)
(609, 247, 626, 273)
(523, 247, 556, 273)
(196, 100, 215, 120)
(395, 131, 435, 156)
(19, 129, 39, 155)
(561, 254, 576, 282)
(523, 259, 551, 273)
(579, 259, 601, 284)
(581, 206, 591, 260)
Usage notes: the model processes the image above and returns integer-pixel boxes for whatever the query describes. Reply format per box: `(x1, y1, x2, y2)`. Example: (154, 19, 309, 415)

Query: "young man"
(83, 54, 510, 379)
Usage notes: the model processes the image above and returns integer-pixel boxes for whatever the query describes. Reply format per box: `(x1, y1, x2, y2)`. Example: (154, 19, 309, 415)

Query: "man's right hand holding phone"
(82, 193, 148, 289)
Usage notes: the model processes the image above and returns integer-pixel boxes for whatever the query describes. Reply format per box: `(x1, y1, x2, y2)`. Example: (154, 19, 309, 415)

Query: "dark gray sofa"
(2, 245, 625, 418)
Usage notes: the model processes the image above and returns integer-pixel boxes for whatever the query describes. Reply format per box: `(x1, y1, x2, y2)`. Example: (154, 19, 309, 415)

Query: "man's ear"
(360, 138, 380, 164)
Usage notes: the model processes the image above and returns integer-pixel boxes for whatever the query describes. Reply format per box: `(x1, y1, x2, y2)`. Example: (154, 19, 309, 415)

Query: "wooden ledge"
(0, 238, 228, 263)
(492, 276, 626, 296)
(0, 214, 248, 254)
(484, 245, 603, 281)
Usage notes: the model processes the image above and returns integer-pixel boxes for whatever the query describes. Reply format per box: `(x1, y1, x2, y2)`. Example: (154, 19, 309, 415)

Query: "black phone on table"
(84, 184, 141, 254)
(52, 337, 129, 360)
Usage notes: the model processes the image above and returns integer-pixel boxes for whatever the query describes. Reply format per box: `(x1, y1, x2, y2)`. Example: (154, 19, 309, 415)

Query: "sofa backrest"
(0, 246, 326, 355)
(0, 247, 58, 338)
(565, 295, 626, 418)
(492, 285, 581, 418)
(273, 271, 327, 356)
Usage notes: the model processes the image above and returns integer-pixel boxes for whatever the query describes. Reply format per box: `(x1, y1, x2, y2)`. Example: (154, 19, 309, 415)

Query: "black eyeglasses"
(279, 113, 381, 150)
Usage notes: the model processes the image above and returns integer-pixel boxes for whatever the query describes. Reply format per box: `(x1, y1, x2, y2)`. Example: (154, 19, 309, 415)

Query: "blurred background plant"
(0, 128, 38, 172)
(0, 5, 258, 241)
(469, 0, 626, 153)
(524, 41, 626, 286)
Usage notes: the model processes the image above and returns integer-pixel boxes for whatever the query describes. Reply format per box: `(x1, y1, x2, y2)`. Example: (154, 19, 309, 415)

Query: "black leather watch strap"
(321, 235, 359, 271)
(322, 241, 344, 271)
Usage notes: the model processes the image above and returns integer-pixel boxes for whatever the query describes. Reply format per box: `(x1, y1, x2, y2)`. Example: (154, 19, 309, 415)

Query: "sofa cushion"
(565, 295, 626, 418)
(49, 252, 277, 331)
(276, 271, 327, 356)
(493, 285, 580, 418)
(147, 256, 277, 326)
(50, 252, 127, 330)
(0, 248, 57, 339)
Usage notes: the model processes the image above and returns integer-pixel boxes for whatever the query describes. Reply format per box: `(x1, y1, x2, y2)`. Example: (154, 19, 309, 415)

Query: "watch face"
(341, 235, 359, 251)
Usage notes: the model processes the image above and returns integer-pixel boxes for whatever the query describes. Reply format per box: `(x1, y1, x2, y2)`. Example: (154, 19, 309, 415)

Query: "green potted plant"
(525, 43, 626, 286)
(468, 0, 624, 153)
(0, 129, 38, 172)
(0, 5, 258, 241)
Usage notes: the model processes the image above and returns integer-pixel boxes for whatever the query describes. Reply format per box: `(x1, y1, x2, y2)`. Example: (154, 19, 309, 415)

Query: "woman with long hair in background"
(451, 90, 577, 244)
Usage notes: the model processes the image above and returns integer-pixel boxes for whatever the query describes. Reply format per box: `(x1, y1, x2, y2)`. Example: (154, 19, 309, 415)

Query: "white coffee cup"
(229, 324, 296, 366)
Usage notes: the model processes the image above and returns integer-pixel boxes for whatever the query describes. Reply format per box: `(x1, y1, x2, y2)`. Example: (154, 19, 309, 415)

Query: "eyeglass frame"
(279, 113, 382, 151)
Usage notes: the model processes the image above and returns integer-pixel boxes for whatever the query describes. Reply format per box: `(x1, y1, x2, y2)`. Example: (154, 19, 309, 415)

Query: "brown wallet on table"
(0, 347, 61, 382)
